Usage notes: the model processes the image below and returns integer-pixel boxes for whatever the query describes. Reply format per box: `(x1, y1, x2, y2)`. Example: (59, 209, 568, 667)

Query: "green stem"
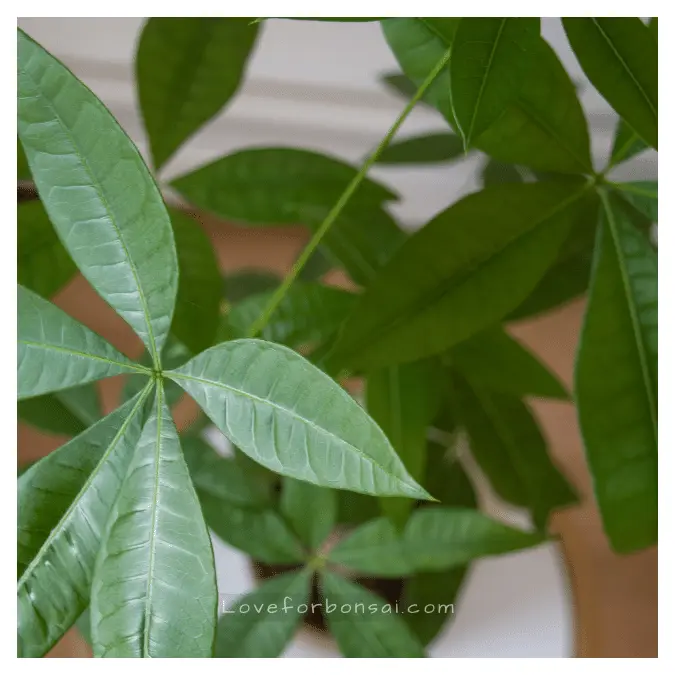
(246, 47, 453, 339)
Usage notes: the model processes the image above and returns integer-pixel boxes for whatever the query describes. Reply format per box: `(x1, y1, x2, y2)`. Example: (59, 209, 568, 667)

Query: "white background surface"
(17, 17, 656, 657)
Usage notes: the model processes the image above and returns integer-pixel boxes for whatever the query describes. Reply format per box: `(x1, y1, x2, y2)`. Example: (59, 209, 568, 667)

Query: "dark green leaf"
(320, 571, 426, 657)
(18, 29, 178, 364)
(563, 18, 657, 149)
(450, 326, 568, 400)
(453, 375, 576, 529)
(327, 517, 413, 577)
(329, 181, 590, 370)
(366, 359, 441, 525)
(168, 340, 431, 499)
(215, 569, 312, 657)
(450, 18, 540, 147)
(336, 490, 380, 527)
(90, 385, 217, 657)
(18, 285, 144, 399)
(403, 507, 546, 571)
(136, 18, 259, 171)
(281, 17, 383, 22)
(225, 270, 280, 303)
(280, 477, 337, 551)
(610, 119, 648, 167)
(169, 209, 222, 353)
(17, 137, 31, 180)
(612, 181, 657, 223)
(481, 159, 524, 186)
(381, 72, 423, 101)
(422, 443, 477, 509)
(17, 389, 150, 657)
(375, 133, 465, 165)
(297, 247, 333, 281)
(228, 282, 356, 347)
(575, 192, 657, 552)
(18, 200, 76, 299)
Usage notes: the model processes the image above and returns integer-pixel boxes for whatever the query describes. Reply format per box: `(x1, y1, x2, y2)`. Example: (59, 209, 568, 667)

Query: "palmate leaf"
(17, 387, 151, 657)
(215, 569, 312, 658)
(403, 507, 546, 571)
(613, 181, 657, 223)
(450, 18, 540, 148)
(329, 180, 591, 370)
(280, 477, 337, 551)
(383, 20, 593, 174)
(17, 29, 177, 366)
(563, 18, 657, 150)
(453, 374, 577, 529)
(320, 571, 426, 658)
(18, 285, 145, 399)
(167, 340, 431, 499)
(575, 192, 657, 553)
(450, 326, 568, 400)
(366, 358, 441, 525)
(136, 18, 259, 171)
(90, 385, 217, 657)
(18, 200, 76, 299)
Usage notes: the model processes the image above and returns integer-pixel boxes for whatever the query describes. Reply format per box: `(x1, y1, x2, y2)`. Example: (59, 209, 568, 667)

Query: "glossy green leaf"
(329, 180, 590, 370)
(90, 386, 217, 657)
(136, 18, 259, 171)
(17, 388, 150, 657)
(169, 209, 222, 353)
(215, 569, 312, 658)
(18, 29, 178, 364)
(18, 200, 76, 299)
(366, 359, 441, 525)
(202, 496, 305, 564)
(450, 326, 568, 400)
(18, 383, 102, 436)
(168, 340, 431, 499)
(453, 375, 576, 529)
(17, 137, 31, 180)
(563, 18, 657, 149)
(375, 133, 465, 165)
(613, 181, 657, 223)
(575, 192, 657, 552)
(18, 285, 144, 399)
(280, 477, 337, 551)
(403, 507, 546, 571)
(228, 282, 356, 347)
(328, 517, 413, 577)
(383, 20, 593, 174)
(450, 18, 540, 147)
(320, 571, 426, 657)
(481, 159, 524, 186)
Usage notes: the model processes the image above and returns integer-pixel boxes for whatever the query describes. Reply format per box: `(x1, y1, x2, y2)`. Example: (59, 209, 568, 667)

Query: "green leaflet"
(320, 571, 426, 658)
(610, 119, 648, 168)
(228, 282, 356, 347)
(17, 29, 178, 365)
(18, 383, 102, 436)
(215, 569, 312, 658)
(336, 490, 380, 527)
(202, 495, 305, 564)
(18, 200, 76, 299)
(17, 387, 151, 657)
(328, 517, 413, 577)
(450, 326, 568, 400)
(380, 72, 436, 109)
(481, 159, 524, 186)
(403, 507, 546, 571)
(575, 192, 657, 553)
(563, 18, 657, 149)
(612, 181, 657, 223)
(18, 285, 145, 399)
(90, 385, 217, 657)
(375, 133, 465, 165)
(383, 20, 593, 174)
(169, 209, 222, 353)
(18, 136, 31, 180)
(167, 340, 431, 500)
(329, 180, 590, 370)
(450, 18, 540, 148)
(453, 375, 577, 529)
(171, 148, 404, 286)
(225, 270, 280, 303)
(136, 18, 259, 171)
(280, 477, 337, 551)
(366, 359, 442, 525)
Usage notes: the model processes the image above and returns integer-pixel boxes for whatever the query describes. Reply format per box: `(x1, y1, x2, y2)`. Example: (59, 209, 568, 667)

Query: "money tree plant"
(17, 16, 657, 658)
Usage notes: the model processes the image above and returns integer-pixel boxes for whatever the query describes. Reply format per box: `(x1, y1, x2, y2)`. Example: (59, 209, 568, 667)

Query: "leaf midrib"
(167, 370, 418, 493)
